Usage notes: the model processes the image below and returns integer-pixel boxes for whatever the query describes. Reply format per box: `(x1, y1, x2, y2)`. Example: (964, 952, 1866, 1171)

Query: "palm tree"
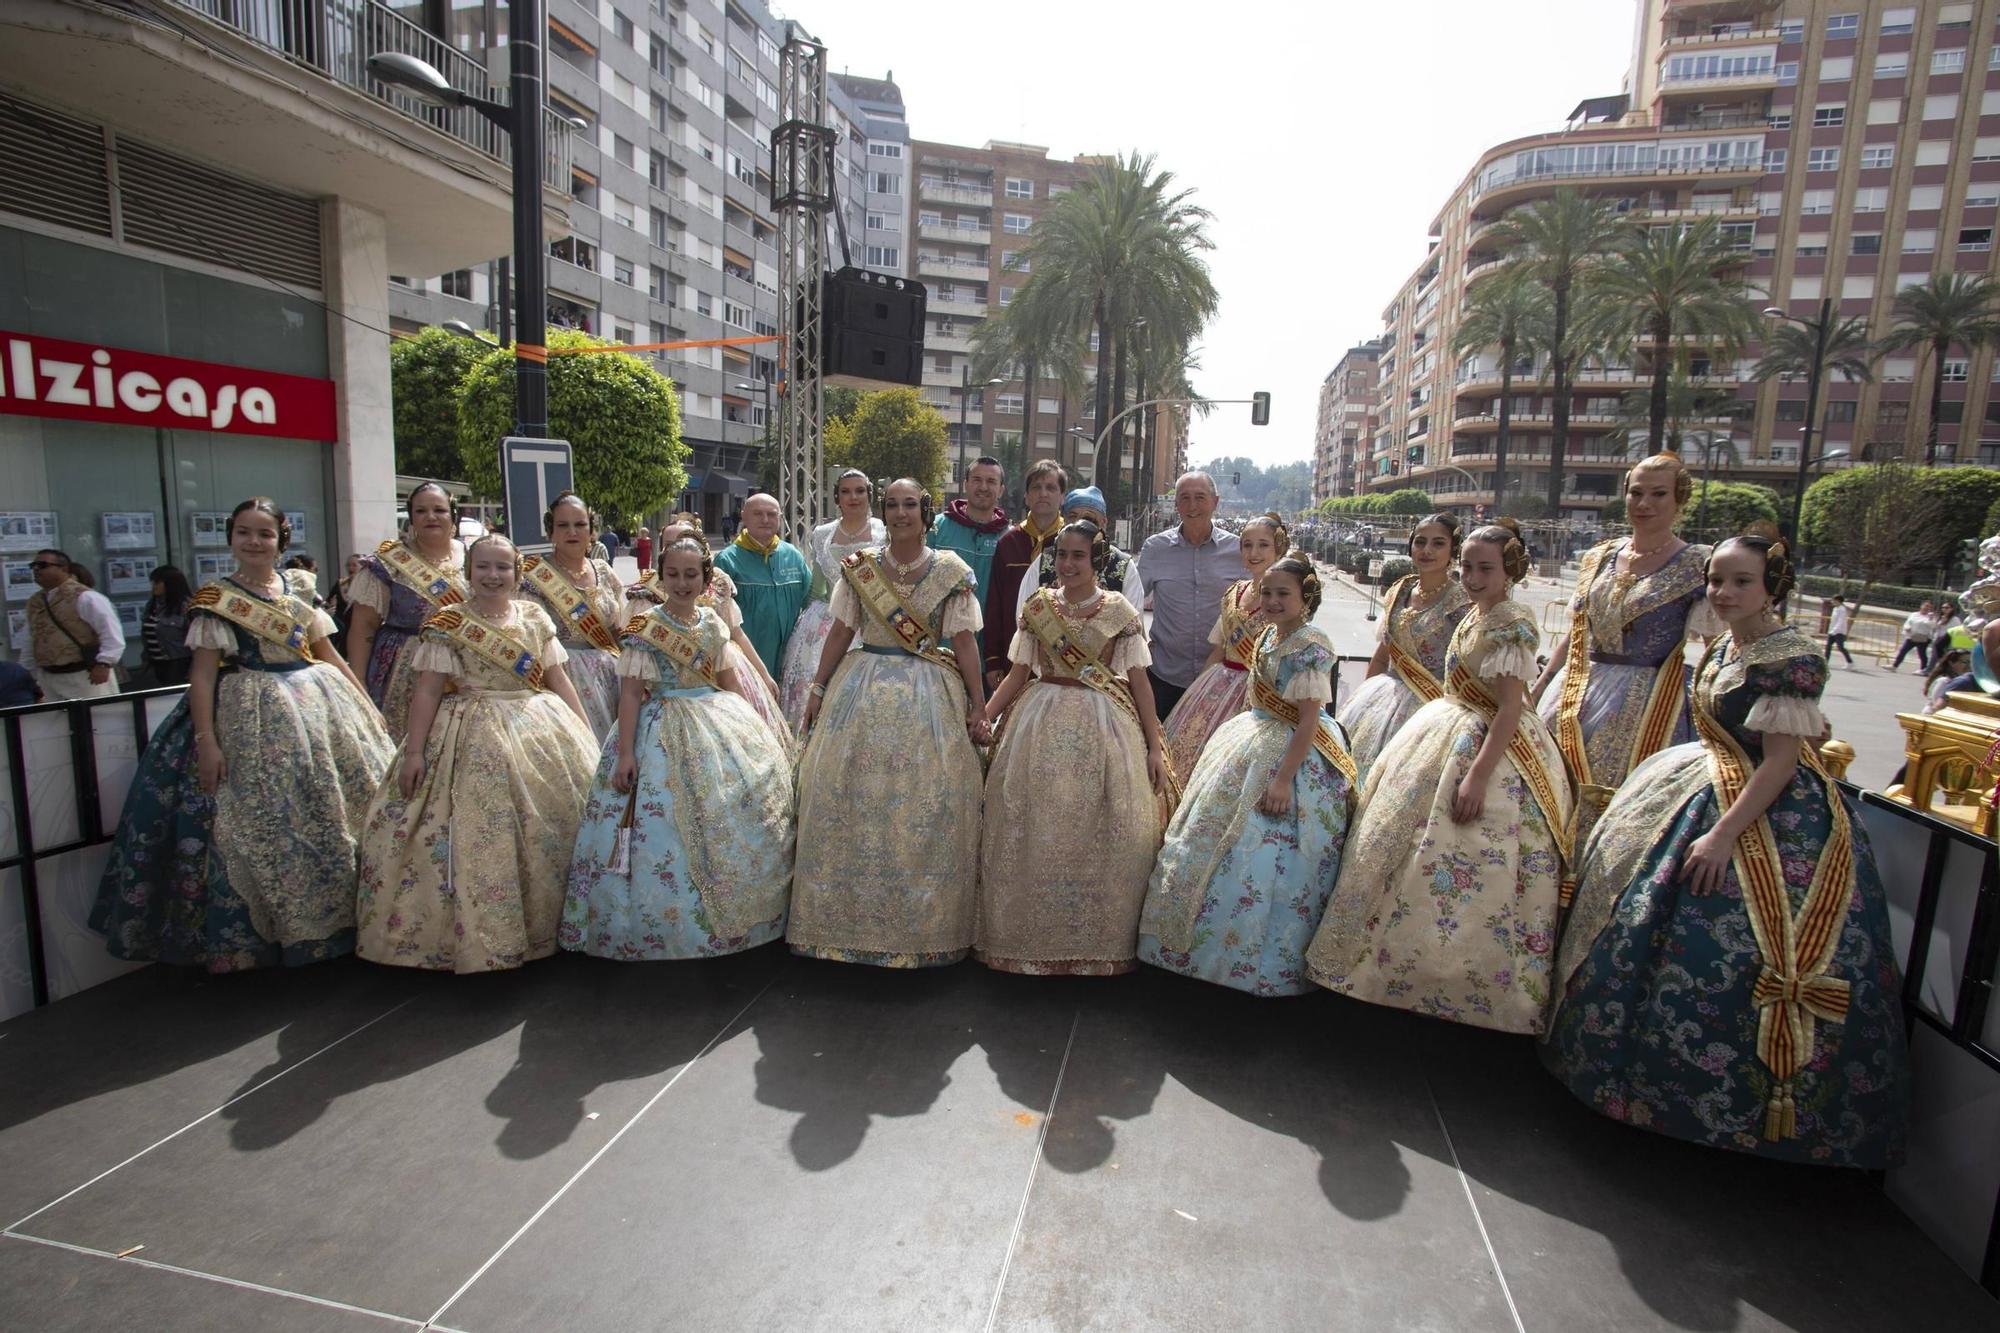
(1451, 263, 1549, 511)
(1485, 189, 1632, 516)
(1879, 271, 2000, 465)
(1750, 313, 1877, 457)
(1591, 216, 1761, 455)
(971, 282, 1089, 500)
(1611, 360, 1751, 456)
(1022, 152, 1218, 515)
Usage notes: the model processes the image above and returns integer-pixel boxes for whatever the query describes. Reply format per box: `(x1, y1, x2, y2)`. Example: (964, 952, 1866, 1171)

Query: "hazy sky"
(807, 0, 1642, 469)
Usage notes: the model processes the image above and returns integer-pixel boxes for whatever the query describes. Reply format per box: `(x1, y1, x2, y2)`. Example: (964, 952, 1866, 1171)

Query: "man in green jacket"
(713, 492, 810, 675)
(928, 455, 1008, 659)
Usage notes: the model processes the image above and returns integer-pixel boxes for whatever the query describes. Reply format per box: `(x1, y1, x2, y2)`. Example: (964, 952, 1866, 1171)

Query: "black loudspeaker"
(822, 267, 927, 389)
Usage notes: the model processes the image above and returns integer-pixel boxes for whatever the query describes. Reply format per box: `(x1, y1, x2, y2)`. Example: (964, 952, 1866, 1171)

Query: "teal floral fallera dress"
(91, 574, 394, 971)
(1544, 625, 1910, 1167)
(1137, 625, 1353, 997)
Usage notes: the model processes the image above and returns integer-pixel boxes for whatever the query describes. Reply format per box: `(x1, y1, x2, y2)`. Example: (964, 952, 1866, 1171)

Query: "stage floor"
(1, 950, 1992, 1332)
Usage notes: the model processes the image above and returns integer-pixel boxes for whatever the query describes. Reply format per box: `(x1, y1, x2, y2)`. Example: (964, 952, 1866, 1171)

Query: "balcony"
(1453, 366, 1740, 395)
(0, 0, 574, 275)
(927, 330, 973, 354)
(920, 222, 992, 246)
(921, 368, 963, 389)
(930, 293, 988, 318)
(1662, 26, 1783, 50)
(918, 177, 994, 207)
(918, 253, 988, 281)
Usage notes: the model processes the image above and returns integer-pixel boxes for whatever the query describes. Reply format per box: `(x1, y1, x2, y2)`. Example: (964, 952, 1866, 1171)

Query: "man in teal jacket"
(928, 455, 1008, 657)
(713, 492, 810, 675)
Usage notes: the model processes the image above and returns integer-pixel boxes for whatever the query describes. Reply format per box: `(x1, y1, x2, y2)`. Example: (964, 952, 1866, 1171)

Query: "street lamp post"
(370, 0, 550, 437)
(957, 365, 1002, 485)
(1763, 298, 1835, 560)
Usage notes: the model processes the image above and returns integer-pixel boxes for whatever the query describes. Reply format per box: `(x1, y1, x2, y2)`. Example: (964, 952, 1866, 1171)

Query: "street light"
(1763, 298, 1835, 561)
(370, 11, 549, 437)
(442, 319, 497, 345)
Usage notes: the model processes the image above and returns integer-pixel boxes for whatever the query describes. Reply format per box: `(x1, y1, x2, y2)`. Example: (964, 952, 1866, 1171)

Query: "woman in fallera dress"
(517, 491, 625, 741)
(356, 534, 599, 973)
(1337, 513, 1473, 783)
(93, 498, 394, 970)
(789, 478, 989, 968)
(1530, 454, 1719, 875)
(976, 521, 1166, 975)
(1308, 519, 1573, 1034)
(345, 480, 468, 740)
(779, 468, 887, 732)
(1157, 511, 1284, 784)
(1544, 528, 1909, 1166)
(1138, 558, 1355, 997)
(562, 535, 795, 959)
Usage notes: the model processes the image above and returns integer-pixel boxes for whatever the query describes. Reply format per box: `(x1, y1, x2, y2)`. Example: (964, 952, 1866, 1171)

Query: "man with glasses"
(1137, 472, 1240, 720)
(19, 549, 124, 701)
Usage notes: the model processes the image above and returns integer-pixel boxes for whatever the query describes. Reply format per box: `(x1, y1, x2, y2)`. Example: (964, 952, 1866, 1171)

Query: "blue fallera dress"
(91, 573, 394, 971)
(1544, 625, 1910, 1167)
(1137, 625, 1353, 997)
(562, 605, 794, 960)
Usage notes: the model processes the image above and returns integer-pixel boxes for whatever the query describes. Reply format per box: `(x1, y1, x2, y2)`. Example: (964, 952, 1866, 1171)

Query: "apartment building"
(907, 139, 1104, 484)
(389, 0, 873, 532)
(1362, 0, 2000, 521)
(1313, 340, 1386, 502)
(835, 73, 912, 280)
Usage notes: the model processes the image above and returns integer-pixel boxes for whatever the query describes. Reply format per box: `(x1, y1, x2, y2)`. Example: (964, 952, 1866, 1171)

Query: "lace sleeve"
(185, 613, 236, 652)
(1687, 595, 1725, 638)
(1744, 652, 1829, 736)
(347, 567, 390, 616)
(829, 577, 861, 631)
(407, 639, 459, 676)
(1008, 627, 1039, 669)
(1479, 615, 1540, 682)
(1107, 623, 1153, 675)
(939, 587, 983, 639)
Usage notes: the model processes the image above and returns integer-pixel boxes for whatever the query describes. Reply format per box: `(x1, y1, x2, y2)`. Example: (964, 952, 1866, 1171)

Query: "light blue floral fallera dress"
(562, 605, 794, 960)
(1137, 624, 1353, 997)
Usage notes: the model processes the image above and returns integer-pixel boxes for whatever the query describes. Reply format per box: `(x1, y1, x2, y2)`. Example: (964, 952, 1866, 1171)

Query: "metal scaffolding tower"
(770, 26, 834, 537)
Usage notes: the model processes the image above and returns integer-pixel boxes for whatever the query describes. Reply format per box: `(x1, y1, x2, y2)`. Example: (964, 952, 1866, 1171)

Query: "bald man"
(1136, 471, 1239, 720)
(712, 492, 811, 673)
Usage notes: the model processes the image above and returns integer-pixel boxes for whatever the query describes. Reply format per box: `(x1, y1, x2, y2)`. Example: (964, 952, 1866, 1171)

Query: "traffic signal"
(1250, 391, 1271, 426)
(1233, 471, 1242, 486)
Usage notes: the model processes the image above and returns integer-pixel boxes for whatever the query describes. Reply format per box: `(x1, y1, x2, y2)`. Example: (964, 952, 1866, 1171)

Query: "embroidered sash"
(376, 539, 465, 609)
(191, 581, 316, 662)
(423, 608, 545, 689)
(1691, 640, 1853, 1142)
(841, 550, 959, 674)
(621, 609, 720, 686)
(1020, 590, 1180, 802)
(522, 556, 621, 652)
(1380, 577, 1446, 705)
(1247, 629, 1358, 793)
(1217, 581, 1264, 670)
(1449, 658, 1571, 863)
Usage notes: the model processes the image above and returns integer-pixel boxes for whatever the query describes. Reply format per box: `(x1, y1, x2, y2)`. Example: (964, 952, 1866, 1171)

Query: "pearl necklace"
(834, 517, 873, 542)
(880, 546, 929, 581)
(1059, 587, 1104, 617)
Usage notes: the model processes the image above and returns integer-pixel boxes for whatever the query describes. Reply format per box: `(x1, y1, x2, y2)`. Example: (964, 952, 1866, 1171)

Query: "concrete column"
(321, 198, 397, 562)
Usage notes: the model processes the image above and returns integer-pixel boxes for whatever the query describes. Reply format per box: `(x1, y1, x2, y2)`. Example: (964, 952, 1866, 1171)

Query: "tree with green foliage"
(1986, 494, 2000, 539)
(1682, 480, 1779, 538)
(824, 388, 948, 498)
(755, 384, 863, 495)
(457, 329, 688, 520)
(1880, 271, 2000, 466)
(1800, 463, 1944, 587)
(1452, 263, 1549, 509)
(389, 327, 485, 481)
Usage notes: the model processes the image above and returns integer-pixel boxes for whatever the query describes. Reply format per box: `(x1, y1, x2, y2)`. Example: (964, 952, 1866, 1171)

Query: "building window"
(1820, 56, 1853, 81)
(1876, 53, 1909, 77)
(1796, 238, 1829, 258)
(647, 148, 668, 190)
(1776, 62, 1799, 85)
(1765, 148, 1788, 172)
(439, 269, 473, 299)
(1880, 6, 1914, 34)
(1860, 145, 1894, 170)
(1924, 93, 1958, 119)
(650, 207, 668, 247)
(995, 393, 1024, 415)
(1800, 189, 1833, 215)
(870, 171, 902, 195)
(1990, 45, 2000, 71)
(1002, 213, 1032, 234)
(723, 300, 751, 329)
(1767, 112, 1792, 130)
(998, 285, 1018, 306)
(1825, 13, 1857, 38)
(865, 245, 899, 268)
(1944, 359, 1970, 382)
(1004, 177, 1033, 199)
(649, 265, 667, 301)
(866, 211, 901, 231)
(868, 141, 904, 158)
(1806, 147, 1839, 172)
(1959, 227, 1991, 251)
(1779, 18, 1804, 42)
(1935, 49, 1967, 74)
(1852, 233, 1881, 255)
(614, 257, 634, 286)
(1000, 250, 1029, 271)
(1903, 228, 1937, 252)
(1813, 104, 1845, 127)
(1969, 186, 2000, 207)
(1827, 400, 1858, 423)
(614, 11, 634, 45)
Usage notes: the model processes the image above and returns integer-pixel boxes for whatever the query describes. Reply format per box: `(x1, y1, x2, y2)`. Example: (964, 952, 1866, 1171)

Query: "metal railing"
(165, 0, 572, 182)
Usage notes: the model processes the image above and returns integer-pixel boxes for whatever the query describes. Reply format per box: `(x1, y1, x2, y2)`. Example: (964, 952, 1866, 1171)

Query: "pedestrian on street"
(1137, 472, 1240, 722)
(19, 548, 124, 700)
(1826, 595, 1857, 666)
(632, 526, 653, 574)
(140, 565, 195, 688)
(1892, 600, 1937, 671)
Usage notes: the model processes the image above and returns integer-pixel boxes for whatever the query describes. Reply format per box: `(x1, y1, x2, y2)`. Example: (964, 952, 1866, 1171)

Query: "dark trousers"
(1890, 637, 1930, 670)
(1825, 633, 1854, 664)
(1151, 673, 1187, 722)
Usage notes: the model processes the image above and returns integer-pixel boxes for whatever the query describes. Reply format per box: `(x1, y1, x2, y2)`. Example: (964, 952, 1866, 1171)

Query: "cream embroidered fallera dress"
(787, 550, 984, 967)
(976, 588, 1161, 975)
(518, 555, 625, 742)
(349, 540, 467, 742)
(1337, 576, 1472, 784)
(625, 568, 793, 760)
(356, 602, 600, 973)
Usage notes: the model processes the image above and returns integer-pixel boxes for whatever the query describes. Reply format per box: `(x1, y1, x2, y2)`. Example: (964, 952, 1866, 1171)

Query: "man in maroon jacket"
(981, 460, 1067, 690)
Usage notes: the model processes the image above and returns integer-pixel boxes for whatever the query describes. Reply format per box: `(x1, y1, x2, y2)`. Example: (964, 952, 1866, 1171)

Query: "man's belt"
(39, 661, 92, 674)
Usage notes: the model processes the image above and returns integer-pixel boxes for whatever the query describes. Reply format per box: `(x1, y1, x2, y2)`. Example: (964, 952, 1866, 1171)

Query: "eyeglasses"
(29, 560, 64, 570)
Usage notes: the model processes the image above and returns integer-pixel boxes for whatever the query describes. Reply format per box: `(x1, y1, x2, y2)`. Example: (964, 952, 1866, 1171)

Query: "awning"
(702, 470, 751, 496)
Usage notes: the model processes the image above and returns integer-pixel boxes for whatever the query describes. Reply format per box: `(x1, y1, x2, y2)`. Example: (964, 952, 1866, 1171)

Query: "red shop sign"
(0, 330, 337, 441)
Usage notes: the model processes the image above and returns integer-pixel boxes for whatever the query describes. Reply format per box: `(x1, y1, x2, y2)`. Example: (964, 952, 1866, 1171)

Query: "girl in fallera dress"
(1530, 454, 1719, 873)
(517, 491, 625, 741)
(779, 468, 887, 732)
(344, 480, 468, 740)
(788, 478, 989, 968)
(1544, 528, 1910, 1166)
(1157, 511, 1283, 784)
(562, 536, 795, 959)
(1308, 518, 1573, 1035)
(976, 521, 1166, 976)
(1138, 558, 1356, 997)
(356, 535, 600, 973)
(1337, 513, 1473, 783)
(628, 516, 793, 758)
(93, 498, 394, 971)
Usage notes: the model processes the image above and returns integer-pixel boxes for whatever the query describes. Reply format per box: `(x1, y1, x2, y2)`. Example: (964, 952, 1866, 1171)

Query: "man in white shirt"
(1825, 596, 1856, 667)
(1892, 600, 1937, 672)
(19, 549, 124, 700)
